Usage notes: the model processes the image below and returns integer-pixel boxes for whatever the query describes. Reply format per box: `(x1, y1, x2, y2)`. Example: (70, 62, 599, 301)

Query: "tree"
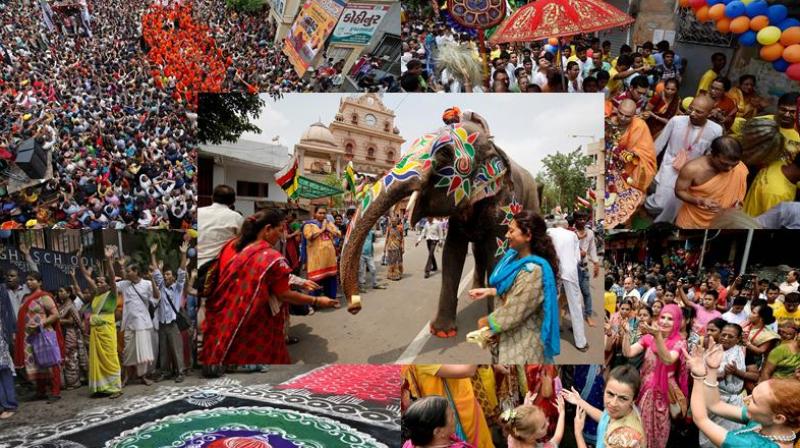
(226, 0, 267, 13)
(197, 93, 264, 145)
(535, 172, 560, 214)
(322, 173, 345, 210)
(540, 148, 592, 214)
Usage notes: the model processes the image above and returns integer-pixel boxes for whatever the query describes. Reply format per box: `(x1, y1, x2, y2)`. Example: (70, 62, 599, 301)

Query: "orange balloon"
(708, 4, 726, 21)
(780, 27, 800, 46)
(760, 43, 785, 62)
(695, 5, 710, 22)
(548, 37, 559, 46)
(750, 15, 770, 32)
(784, 44, 800, 63)
(730, 16, 751, 34)
(717, 17, 732, 34)
(679, 0, 690, 7)
(655, 81, 665, 94)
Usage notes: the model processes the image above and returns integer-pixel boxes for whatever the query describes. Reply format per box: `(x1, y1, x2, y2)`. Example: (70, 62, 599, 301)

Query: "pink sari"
(637, 304, 688, 448)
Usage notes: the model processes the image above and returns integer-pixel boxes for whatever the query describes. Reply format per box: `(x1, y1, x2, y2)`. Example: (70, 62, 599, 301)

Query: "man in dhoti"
(547, 220, 589, 352)
(118, 263, 160, 386)
(645, 95, 721, 223)
(675, 136, 748, 229)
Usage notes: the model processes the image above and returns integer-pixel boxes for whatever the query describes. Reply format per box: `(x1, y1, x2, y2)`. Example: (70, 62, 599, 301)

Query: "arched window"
(367, 147, 375, 160)
(351, 113, 358, 124)
(345, 143, 354, 155)
(387, 150, 395, 163)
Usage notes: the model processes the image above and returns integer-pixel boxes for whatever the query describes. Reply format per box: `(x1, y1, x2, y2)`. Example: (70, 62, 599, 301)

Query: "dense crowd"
(603, 242, 800, 447)
(0, 234, 196, 419)
(602, 44, 800, 229)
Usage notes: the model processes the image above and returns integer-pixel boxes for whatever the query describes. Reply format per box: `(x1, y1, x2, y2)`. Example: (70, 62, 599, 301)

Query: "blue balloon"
(545, 44, 556, 53)
(739, 30, 757, 46)
(773, 58, 790, 73)
(707, 0, 724, 5)
(779, 18, 800, 31)
(767, 4, 788, 24)
(745, 0, 768, 18)
(188, 247, 197, 258)
(725, 1, 746, 18)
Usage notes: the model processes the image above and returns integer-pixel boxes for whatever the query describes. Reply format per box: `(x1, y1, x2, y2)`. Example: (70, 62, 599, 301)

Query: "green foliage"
(226, 0, 267, 13)
(127, 231, 186, 275)
(540, 148, 592, 214)
(197, 93, 265, 145)
(322, 173, 345, 209)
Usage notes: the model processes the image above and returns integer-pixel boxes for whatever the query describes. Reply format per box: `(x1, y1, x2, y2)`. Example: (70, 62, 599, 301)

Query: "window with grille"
(676, 7, 734, 47)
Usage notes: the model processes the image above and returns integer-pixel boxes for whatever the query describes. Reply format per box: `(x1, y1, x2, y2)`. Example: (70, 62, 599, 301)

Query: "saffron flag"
(275, 157, 300, 199)
(345, 161, 357, 192)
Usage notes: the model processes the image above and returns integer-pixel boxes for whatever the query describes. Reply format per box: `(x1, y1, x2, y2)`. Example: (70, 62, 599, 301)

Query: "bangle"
(703, 379, 719, 388)
(691, 372, 706, 380)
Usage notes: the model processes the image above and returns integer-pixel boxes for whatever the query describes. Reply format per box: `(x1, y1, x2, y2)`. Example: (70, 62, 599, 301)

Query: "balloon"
(779, 18, 800, 31)
(717, 17, 732, 33)
(739, 30, 757, 45)
(689, 0, 706, 9)
(750, 15, 769, 31)
(188, 247, 197, 258)
(787, 63, 800, 81)
(757, 26, 781, 45)
(724, 1, 746, 18)
(707, 0, 724, 4)
(744, 0, 768, 18)
(741, 0, 753, 4)
(760, 43, 785, 62)
(679, 0, 690, 6)
(783, 44, 800, 63)
(767, 4, 788, 24)
(548, 37, 559, 46)
(730, 16, 751, 34)
(682, 97, 695, 111)
(545, 44, 556, 53)
(781, 27, 800, 46)
(708, 4, 726, 20)
(773, 58, 790, 72)
(696, 5, 711, 22)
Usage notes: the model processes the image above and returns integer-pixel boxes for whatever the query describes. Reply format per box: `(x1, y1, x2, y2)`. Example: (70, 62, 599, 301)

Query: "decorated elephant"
(339, 111, 542, 337)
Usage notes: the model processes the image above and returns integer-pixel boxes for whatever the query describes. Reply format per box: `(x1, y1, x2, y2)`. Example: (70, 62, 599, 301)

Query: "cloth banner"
(283, 0, 346, 77)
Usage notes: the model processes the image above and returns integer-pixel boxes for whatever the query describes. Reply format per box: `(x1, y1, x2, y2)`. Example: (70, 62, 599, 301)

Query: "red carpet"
(277, 364, 401, 404)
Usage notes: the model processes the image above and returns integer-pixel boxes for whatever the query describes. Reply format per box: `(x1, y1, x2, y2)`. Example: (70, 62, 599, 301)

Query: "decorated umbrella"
(447, 0, 507, 89)
(489, 0, 635, 44)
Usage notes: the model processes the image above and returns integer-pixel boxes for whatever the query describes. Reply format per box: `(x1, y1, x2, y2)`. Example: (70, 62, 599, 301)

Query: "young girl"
(499, 394, 565, 448)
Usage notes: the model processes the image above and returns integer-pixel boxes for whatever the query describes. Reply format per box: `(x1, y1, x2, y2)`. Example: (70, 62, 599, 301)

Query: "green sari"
(766, 343, 800, 379)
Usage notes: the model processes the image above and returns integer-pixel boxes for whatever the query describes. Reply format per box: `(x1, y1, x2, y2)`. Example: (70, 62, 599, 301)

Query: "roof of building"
(199, 139, 291, 169)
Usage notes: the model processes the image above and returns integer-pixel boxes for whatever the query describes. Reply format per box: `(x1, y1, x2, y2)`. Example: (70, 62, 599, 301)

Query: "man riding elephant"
(339, 111, 541, 337)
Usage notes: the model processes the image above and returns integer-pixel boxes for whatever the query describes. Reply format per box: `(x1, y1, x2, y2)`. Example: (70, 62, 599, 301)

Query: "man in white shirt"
(780, 270, 799, 302)
(641, 277, 659, 307)
(4, 242, 39, 317)
(565, 61, 583, 93)
(197, 185, 244, 268)
(152, 241, 188, 383)
(416, 217, 444, 278)
(547, 220, 588, 351)
(622, 276, 642, 304)
(644, 95, 722, 223)
(574, 213, 598, 327)
(117, 261, 160, 386)
(722, 296, 749, 326)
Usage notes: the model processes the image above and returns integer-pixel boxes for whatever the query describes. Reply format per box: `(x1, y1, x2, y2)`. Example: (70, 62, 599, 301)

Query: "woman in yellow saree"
(77, 246, 123, 399)
(402, 365, 495, 448)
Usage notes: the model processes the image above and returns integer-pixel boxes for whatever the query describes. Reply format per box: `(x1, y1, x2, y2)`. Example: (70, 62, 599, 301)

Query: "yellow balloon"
(682, 97, 694, 111)
(742, 0, 753, 4)
(187, 229, 198, 239)
(757, 26, 781, 46)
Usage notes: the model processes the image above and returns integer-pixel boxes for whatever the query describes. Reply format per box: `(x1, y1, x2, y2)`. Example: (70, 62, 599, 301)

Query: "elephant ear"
(462, 110, 491, 136)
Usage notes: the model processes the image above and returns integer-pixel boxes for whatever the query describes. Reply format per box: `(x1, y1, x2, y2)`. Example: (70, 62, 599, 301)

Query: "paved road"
(289, 232, 604, 365)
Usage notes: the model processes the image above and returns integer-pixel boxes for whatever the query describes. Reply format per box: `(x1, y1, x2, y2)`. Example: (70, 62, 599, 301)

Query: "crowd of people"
(0, 233, 195, 420)
(602, 242, 800, 447)
(603, 45, 800, 229)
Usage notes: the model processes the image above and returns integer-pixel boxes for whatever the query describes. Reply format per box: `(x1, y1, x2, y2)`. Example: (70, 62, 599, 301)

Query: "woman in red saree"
(200, 209, 338, 367)
(14, 272, 64, 402)
(644, 78, 681, 139)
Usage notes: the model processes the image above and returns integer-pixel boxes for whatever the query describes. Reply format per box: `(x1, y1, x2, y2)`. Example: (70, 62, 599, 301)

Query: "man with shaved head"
(645, 94, 722, 223)
(610, 99, 657, 194)
(675, 136, 749, 228)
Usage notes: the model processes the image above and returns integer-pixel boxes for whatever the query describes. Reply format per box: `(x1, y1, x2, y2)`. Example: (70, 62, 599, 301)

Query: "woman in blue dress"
(684, 341, 800, 448)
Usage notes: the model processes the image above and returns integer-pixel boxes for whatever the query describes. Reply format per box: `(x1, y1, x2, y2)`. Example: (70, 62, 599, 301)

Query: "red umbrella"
(489, 0, 635, 44)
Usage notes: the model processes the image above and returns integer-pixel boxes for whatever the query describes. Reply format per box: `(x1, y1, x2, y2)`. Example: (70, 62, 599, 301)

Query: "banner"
(283, 0, 346, 77)
(0, 247, 97, 290)
(330, 3, 390, 46)
(297, 176, 343, 199)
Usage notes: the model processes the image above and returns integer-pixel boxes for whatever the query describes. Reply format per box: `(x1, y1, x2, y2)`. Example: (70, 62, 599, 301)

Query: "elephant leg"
(430, 222, 469, 338)
(471, 239, 495, 315)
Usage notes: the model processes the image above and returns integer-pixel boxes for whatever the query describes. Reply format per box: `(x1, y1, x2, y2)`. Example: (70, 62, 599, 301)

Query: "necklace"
(734, 425, 797, 443)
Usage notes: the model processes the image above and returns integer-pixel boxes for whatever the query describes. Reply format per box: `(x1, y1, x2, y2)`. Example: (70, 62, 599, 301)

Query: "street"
(288, 231, 604, 365)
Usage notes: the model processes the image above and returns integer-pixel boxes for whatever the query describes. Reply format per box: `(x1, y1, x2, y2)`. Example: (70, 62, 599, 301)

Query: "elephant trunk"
(339, 180, 416, 314)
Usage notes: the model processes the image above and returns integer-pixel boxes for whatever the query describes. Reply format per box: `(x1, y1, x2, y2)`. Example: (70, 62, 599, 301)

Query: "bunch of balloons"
(680, 0, 800, 81)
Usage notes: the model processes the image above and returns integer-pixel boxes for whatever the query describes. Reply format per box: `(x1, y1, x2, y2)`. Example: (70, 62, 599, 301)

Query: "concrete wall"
(632, 0, 677, 47)
(212, 163, 287, 217)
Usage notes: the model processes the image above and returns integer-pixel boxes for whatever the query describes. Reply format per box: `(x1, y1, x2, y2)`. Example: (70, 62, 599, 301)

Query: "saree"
(766, 342, 800, 378)
(646, 94, 680, 139)
(302, 220, 339, 281)
(88, 291, 122, 394)
(385, 225, 404, 281)
(59, 299, 88, 388)
(402, 365, 495, 448)
(201, 239, 292, 366)
(14, 290, 64, 380)
(597, 407, 647, 448)
(675, 162, 748, 229)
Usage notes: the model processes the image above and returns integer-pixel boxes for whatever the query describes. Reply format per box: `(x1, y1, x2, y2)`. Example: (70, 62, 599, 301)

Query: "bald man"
(675, 136, 748, 228)
(645, 95, 723, 223)
(611, 99, 657, 193)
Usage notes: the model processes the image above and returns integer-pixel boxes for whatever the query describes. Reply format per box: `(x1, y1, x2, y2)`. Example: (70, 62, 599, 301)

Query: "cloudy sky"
(242, 93, 603, 177)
